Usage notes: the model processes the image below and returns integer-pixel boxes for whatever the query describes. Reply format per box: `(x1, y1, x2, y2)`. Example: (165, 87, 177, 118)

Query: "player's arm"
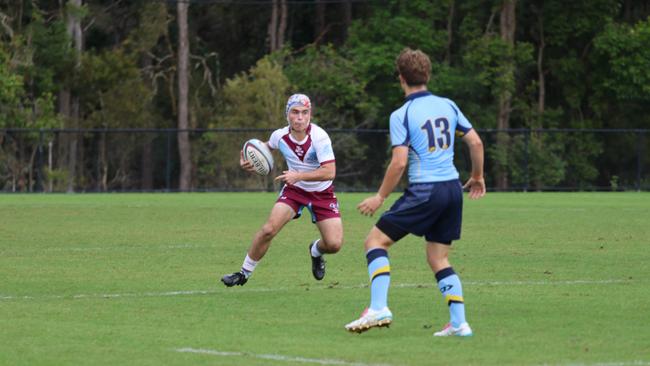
(275, 162, 335, 185)
(239, 141, 271, 173)
(358, 146, 408, 216)
(461, 129, 486, 199)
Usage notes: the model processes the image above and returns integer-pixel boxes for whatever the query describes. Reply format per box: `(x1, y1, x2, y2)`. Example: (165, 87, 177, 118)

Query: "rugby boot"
(345, 307, 393, 333)
(221, 271, 248, 287)
(433, 322, 473, 337)
(309, 242, 326, 280)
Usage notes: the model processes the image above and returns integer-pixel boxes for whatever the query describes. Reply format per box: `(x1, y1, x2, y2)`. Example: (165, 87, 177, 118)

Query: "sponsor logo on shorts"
(329, 202, 339, 214)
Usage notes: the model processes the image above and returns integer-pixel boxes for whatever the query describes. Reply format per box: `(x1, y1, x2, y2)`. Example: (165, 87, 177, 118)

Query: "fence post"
(524, 129, 530, 192)
(36, 129, 44, 192)
(166, 130, 172, 191)
(48, 135, 54, 192)
(637, 132, 643, 192)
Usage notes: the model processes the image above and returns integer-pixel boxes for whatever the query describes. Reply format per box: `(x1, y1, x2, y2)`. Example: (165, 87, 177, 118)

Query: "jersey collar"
(405, 90, 432, 101)
(288, 123, 311, 144)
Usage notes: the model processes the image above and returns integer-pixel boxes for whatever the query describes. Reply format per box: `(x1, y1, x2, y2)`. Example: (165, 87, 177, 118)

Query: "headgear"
(285, 94, 311, 123)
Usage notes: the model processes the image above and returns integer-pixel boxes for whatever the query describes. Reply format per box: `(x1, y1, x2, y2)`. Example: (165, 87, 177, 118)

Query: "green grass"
(1, 192, 649, 365)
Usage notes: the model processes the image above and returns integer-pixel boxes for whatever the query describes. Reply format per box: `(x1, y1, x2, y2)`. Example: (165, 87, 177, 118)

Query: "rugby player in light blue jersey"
(345, 48, 486, 337)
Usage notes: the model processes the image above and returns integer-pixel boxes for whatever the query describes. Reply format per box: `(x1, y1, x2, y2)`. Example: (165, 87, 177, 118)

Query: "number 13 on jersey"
(421, 117, 451, 152)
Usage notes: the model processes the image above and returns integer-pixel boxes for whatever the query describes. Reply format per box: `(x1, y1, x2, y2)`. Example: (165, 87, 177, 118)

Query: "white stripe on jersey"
(267, 123, 335, 192)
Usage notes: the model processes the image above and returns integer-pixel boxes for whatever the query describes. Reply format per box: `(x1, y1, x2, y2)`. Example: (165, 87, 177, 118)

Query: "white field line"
(175, 348, 650, 366)
(0, 278, 633, 302)
(175, 347, 393, 366)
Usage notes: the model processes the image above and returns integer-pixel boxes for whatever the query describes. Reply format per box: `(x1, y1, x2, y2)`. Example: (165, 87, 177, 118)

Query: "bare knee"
(320, 238, 342, 254)
(363, 237, 374, 251)
(427, 254, 450, 273)
(259, 223, 279, 241)
(363, 237, 390, 252)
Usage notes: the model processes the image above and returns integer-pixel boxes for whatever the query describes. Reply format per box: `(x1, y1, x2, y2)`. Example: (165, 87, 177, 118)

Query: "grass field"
(1, 192, 649, 365)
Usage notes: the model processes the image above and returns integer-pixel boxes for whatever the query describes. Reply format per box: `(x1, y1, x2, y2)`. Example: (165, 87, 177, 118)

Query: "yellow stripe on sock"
(371, 265, 390, 280)
(445, 295, 464, 304)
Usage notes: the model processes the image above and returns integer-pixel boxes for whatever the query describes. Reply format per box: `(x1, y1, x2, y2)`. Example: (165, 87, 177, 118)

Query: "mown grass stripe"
(0, 279, 632, 301)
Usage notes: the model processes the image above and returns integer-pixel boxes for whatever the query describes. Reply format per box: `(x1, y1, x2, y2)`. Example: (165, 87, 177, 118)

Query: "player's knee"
(259, 223, 279, 240)
(427, 255, 450, 272)
(331, 240, 342, 253)
(363, 236, 384, 251)
(323, 238, 342, 253)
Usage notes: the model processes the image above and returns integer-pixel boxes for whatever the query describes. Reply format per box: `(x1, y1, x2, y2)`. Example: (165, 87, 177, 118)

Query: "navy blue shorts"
(376, 179, 463, 244)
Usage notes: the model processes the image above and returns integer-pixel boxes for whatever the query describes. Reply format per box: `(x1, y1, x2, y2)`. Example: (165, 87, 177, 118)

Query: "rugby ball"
(243, 139, 274, 176)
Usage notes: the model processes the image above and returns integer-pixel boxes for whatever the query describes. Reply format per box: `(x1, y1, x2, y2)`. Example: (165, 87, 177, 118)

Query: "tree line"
(1, 0, 649, 192)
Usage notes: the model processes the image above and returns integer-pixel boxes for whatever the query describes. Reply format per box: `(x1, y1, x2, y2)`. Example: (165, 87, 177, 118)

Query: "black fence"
(0, 128, 648, 192)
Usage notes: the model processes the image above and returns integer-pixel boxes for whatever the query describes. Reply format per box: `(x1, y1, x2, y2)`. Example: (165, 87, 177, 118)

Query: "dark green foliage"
(593, 19, 650, 104)
(1, 0, 649, 191)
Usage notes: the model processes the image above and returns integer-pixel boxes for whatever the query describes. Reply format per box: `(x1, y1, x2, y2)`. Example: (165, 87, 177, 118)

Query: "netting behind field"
(0, 128, 648, 192)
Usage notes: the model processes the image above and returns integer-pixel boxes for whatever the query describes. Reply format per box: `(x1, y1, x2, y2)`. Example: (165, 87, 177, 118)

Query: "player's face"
(288, 106, 311, 132)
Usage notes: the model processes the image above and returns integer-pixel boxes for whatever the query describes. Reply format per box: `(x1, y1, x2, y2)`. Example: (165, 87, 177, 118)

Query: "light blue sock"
(435, 267, 466, 328)
(367, 248, 390, 311)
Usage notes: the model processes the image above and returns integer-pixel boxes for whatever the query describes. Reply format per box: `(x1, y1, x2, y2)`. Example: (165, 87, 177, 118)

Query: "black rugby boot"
(221, 271, 248, 287)
(309, 242, 326, 280)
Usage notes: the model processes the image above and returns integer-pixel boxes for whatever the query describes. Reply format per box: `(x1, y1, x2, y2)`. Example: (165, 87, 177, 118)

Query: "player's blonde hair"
(395, 48, 431, 86)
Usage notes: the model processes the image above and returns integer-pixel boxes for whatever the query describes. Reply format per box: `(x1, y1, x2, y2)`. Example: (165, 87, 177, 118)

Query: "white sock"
(310, 239, 322, 257)
(241, 254, 258, 278)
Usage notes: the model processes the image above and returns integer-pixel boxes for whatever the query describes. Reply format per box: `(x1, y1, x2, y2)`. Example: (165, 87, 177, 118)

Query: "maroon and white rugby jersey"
(267, 123, 335, 192)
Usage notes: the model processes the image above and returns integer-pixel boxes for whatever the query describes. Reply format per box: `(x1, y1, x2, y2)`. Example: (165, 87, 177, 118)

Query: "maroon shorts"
(277, 184, 341, 223)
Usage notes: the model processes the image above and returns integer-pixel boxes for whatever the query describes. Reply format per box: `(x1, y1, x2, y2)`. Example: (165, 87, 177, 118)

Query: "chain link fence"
(1, 128, 648, 192)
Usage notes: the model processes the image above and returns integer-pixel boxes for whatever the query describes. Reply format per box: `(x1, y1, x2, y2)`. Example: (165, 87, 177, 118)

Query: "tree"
(2, 0, 649, 191)
(268, 0, 287, 52)
(314, 0, 326, 40)
(341, 0, 353, 41)
(494, 0, 516, 189)
(591, 18, 650, 187)
(344, 0, 450, 124)
(197, 56, 291, 190)
(59, 0, 84, 192)
(0, 1, 67, 191)
(177, 0, 191, 191)
(284, 45, 380, 188)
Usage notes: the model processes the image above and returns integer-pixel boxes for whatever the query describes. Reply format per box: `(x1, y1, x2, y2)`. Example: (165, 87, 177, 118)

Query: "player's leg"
(221, 202, 296, 287)
(307, 188, 342, 280)
(346, 186, 423, 332)
(418, 180, 470, 336)
(427, 242, 472, 336)
(309, 217, 343, 280)
(314, 217, 343, 253)
(345, 226, 396, 333)
(248, 202, 296, 260)
(364, 226, 394, 312)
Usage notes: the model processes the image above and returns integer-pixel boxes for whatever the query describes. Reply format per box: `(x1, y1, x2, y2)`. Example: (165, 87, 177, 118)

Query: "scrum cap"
(285, 94, 311, 121)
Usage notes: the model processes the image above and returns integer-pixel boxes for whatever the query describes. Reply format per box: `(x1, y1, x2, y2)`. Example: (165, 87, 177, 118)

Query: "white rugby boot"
(344, 307, 392, 333)
(433, 322, 473, 337)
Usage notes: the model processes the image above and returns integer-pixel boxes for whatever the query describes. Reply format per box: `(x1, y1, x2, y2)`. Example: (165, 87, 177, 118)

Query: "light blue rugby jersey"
(390, 91, 473, 183)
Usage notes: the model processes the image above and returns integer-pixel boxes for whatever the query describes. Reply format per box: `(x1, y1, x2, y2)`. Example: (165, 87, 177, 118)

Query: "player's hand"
(239, 150, 256, 173)
(275, 170, 302, 185)
(463, 176, 486, 199)
(357, 194, 385, 216)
